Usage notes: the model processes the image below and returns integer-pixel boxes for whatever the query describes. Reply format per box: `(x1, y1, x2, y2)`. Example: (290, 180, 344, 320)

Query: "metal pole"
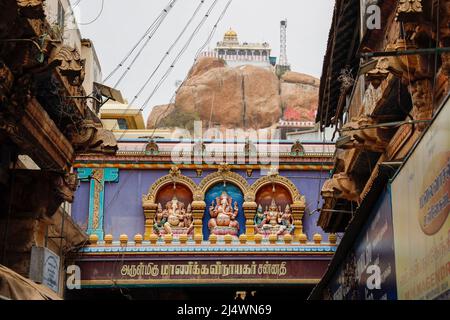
(339, 118, 432, 132)
(361, 47, 450, 58)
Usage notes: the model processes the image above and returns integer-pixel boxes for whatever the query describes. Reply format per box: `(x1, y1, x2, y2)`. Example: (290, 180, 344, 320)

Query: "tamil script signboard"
(325, 189, 398, 300)
(30, 246, 60, 293)
(75, 257, 330, 286)
(391, 99, 449, 300)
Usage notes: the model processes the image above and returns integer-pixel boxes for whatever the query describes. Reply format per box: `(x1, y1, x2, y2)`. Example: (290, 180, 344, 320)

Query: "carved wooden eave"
(47, 43, 87, 116)
(338, 116, 391, 153)
(396, 0, 423, 22)
(320, 173, 360, 204)
(0, 170, 78, 219)
(320, 178, 337, 210)
(46, 205, 88, 250)
(16, 0, 45, 19)
(334, 148, 358, 174)
(437, 1, 450, 97)
(68, 119, 118, 155)
(367, 40, 431, 84)
(0, 62, 14, 104)
(49, 44, 85, 86)
(365, 56, 404, 89)
(1, 97, 75, 171)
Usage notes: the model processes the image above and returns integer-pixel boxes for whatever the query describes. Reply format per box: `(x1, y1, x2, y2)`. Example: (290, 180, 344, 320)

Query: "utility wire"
(104, 0, 212, 139)
(139, 0, 221, 111)
(103, 0, 234, 213)
(145, 0, 234, 140)
(128, 0, 206, 107)
(103, 0, 178, 83)
(79, 0, 104, 26)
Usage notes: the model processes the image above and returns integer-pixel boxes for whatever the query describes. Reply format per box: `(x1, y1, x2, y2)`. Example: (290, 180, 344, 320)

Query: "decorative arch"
(142, 166, 198, 203)
(249, 173, 304, 203)
(197, 163, 251, 201)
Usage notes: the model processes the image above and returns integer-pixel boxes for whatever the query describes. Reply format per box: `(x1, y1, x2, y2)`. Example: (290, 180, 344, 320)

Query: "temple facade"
(68, 130, 338, 299)
(0, 0, 117, 299)
(201, 29, 273, 69)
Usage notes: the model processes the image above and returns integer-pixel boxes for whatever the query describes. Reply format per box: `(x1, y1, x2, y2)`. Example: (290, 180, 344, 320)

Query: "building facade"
(67, 129, 339, 299)
(0, 0, 116, 299)
(201, 29, 273, 69)
(310, 0, 449, 300)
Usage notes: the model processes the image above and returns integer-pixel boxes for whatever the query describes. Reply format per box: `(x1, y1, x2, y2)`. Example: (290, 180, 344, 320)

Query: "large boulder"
(147, 58, 319, 130)
(174, 64, 281, 129)
(280, 71, 319, 122)
(147, 104, 175, 128)
(187, 56, 226, 78)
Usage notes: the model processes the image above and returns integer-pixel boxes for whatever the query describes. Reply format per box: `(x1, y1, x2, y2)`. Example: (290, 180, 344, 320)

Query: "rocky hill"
(147, 57, 319, 131)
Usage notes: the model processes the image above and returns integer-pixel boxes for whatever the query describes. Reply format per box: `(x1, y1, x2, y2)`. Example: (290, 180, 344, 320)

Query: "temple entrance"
(203, 182, 245, 239)
(65, 284, 316, 301)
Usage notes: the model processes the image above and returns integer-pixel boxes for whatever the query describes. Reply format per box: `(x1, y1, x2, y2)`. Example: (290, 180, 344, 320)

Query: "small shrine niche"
(203, 182, 245, 240)
(254, 183, 294, 237)
(153, 183, 194, 238)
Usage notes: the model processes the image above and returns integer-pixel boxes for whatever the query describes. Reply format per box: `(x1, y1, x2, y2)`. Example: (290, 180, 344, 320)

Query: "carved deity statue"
(208, 191, 240, 237)
(254, 204, 266, 228)
(153, 196, 194, 237)
(256, 199, 294, 236)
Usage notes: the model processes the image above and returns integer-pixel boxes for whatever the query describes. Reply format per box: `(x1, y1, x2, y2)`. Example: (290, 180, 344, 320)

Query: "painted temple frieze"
(140, 165, 308, 243)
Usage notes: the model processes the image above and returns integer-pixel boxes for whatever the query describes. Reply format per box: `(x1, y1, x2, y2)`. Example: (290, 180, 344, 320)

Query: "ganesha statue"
(153, 196, 194, 237)
(254, 199, 294, 237)
(208, 191, 240, 238)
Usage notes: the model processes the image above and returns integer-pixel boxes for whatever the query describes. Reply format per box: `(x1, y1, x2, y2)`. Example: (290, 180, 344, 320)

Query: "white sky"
(71, 0, 334, 119)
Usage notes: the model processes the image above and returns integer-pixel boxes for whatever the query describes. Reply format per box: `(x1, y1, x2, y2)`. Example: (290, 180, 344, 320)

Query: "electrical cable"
(112, 1, 178, 88)
(79, 0, 104, 26)
(143, 0, 233, 141)
(139, 0, 221, 111)
(103, 0, 212, 142)
(103, 0, 178, 83)
(128, 0, 206, 107)
(102, 0, 234, 213)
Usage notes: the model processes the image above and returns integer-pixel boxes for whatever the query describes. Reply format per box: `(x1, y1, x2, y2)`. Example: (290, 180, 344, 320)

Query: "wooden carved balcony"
(338, 116, 390, 153)
(0, 0, 118, 172)
(321, 173, 360, 204)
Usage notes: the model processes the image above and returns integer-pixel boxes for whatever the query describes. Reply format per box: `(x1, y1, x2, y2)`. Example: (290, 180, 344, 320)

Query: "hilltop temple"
(201, 28, 273, 69)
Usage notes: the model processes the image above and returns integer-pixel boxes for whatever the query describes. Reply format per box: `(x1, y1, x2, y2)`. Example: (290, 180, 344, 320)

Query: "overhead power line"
(139, 0, 221, 111)
(102, 0, 235, 214)
(79, 0, 104, 26)
(103, 0, 178, 84)
(128, 0, 206, 107)
(146, 0, 234, 138)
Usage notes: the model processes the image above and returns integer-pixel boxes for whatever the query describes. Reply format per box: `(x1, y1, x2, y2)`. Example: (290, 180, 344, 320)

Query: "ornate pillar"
(143, 201, 158, 240)
(243, 201, 257, 241)
(291, 198, 306, 242)
(191, 200, 206, 239)
(78, 168, 119, 239)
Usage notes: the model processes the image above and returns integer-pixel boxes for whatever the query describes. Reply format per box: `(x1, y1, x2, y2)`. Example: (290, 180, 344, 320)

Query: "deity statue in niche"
(254, 204, 266, 229)
(153, 196, 194, 237)
(153, 203, 168, 233)
(255, 199, 294, 236)
(208, 191, 240, 237)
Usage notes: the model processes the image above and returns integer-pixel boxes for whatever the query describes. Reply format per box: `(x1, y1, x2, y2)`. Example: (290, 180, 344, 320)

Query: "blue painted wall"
(71, 169, 330, 240)
(202, 182, 245, 238)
